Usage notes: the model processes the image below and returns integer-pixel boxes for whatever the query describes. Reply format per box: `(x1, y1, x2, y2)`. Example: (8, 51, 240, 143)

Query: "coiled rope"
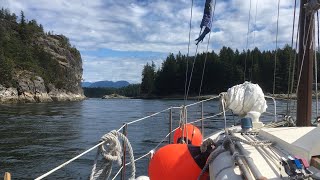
(228, 136, 273, 147)
(90, 130, 135, 180)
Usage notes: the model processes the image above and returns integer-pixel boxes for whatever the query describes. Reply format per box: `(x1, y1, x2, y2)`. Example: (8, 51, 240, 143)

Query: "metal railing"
(35, 95, 278, 180)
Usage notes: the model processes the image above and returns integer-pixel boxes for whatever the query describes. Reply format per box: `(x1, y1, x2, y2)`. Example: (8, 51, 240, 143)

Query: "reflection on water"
(0, 98, 287, 179)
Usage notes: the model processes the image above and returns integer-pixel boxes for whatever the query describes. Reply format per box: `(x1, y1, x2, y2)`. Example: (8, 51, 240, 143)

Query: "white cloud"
(83, 55, 163, 83)
(1, 0, 299, 82)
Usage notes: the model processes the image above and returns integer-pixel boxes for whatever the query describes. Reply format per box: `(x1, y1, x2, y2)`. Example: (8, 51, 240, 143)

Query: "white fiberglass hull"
(207, 126, 320, 179)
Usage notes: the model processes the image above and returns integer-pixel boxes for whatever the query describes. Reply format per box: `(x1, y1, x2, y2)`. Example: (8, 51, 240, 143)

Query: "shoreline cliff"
(0, 10, 85, 103)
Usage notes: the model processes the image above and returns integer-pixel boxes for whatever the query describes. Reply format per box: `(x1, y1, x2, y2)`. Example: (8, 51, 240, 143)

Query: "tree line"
(140, 45, 320, 96)
(83, 84, 141, 98)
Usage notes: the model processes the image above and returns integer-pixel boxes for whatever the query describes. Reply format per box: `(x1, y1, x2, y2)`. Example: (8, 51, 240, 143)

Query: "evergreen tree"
(0, 8, 4, 19)
(0, 54, 14, 87)
(141, 62, 156, 95)
(20, 11, 26, 25)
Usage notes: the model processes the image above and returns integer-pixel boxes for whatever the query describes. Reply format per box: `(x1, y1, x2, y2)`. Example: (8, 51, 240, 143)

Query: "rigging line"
(184, 0, 194, 105)
(286, 0, 297, 115)
(290, 10, 300, 115)
(250, 0, 259, 81)
(296, 13, 314, 95)
(315, 10, 319, 120)
(244, 0, 252, 82)
(198, 0, 217, 99)
(252, 0, 259, 48)
(185, 44, 200, 101)
(273, 0, 280, 96)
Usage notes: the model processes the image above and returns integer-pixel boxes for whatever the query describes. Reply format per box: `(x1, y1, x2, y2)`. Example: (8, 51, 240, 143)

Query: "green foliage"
(142, 46, 303, 96)
(83, 84, 141, 98)
(0, 8, 17, 22)
(0, 8, 78, 90)
(20, 11, 25, 26)
(141, 61, 156, 95)
(0, 54, 14, 87)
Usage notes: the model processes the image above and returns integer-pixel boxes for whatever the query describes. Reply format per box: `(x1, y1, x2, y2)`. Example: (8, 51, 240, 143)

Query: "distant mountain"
(82, 81, 130, 88)
(81, 82, 92, 87)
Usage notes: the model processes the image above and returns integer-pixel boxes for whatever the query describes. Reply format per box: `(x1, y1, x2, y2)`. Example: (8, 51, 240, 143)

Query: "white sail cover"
(224, 81, 267, 116)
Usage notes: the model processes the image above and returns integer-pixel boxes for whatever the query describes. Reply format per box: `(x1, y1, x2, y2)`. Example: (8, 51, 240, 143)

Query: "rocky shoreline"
(0, 73, 85, 103)
(102, 93, 129, 99)
(0, 85, 85, 103)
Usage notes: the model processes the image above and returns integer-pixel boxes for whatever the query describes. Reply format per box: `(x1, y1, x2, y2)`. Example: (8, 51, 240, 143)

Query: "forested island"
(0, 8, 84, 103)
(140, 46, 302, 97)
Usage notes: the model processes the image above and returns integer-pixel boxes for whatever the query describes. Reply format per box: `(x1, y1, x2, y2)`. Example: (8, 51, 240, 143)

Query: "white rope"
(90, 130, 135, 180)
(178, 106, 189, 144)
(220, 94, 228, 133)
(229, 136, 273, 147)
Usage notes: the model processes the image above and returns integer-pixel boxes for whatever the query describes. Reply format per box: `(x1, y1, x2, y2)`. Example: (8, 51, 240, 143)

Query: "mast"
(296, 0, 315, 126)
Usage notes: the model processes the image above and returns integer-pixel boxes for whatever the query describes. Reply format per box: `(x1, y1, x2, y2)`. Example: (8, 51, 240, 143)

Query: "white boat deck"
(207, 127, 320, 179)
(259, 127, 320, 162)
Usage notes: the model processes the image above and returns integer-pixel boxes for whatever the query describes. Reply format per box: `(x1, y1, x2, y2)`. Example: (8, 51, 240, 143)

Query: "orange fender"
(173, 124, 203, 146)
(148, 144, 208, 180)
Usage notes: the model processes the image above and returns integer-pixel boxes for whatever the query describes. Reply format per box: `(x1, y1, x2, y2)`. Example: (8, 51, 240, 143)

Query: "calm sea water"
(0, 98, 291, 179)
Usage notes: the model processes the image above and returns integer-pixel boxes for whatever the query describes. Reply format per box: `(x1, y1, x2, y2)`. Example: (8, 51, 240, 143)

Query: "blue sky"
(0, 0, 297, 83)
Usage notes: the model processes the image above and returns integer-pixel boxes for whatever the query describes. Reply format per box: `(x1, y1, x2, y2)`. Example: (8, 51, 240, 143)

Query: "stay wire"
(244, 0, 252, 82)
(286, 0, 297, 115)
(315, 11, 319, 120)
(273, 0, 280, 96)
(290, 9, 300, 115)
(296, 13, 314, 96)
(184, 0, 194, 105)
(250, 0, 259, 82)
(185, 42, 200, 101)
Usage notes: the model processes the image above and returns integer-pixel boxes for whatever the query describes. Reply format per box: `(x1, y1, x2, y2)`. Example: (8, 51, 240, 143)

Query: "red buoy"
(173, 124, 202, 146)
(148, 144, 208, 180)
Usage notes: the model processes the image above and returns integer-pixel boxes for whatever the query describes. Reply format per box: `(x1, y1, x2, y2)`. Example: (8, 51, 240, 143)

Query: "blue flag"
(196, 0, 213, 45)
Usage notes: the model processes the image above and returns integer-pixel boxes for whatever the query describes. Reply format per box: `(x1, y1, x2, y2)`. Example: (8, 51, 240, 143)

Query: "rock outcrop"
(102, 94, 129, 99)
(0, 70, 84, 103)
(0, 16, 85, 103)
